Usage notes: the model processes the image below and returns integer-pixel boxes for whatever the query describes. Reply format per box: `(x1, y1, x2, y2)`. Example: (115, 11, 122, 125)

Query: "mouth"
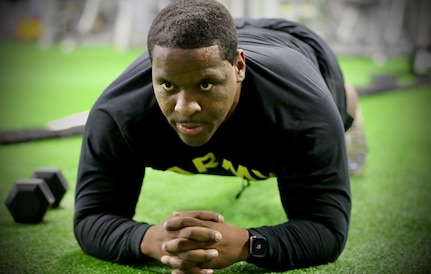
(175, 122, 204, 136)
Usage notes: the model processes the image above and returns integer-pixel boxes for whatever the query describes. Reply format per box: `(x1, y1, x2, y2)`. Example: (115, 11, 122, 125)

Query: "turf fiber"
(0, 42, 430, 273)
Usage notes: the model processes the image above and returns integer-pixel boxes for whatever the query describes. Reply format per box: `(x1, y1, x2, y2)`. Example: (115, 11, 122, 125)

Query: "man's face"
(152, 45, 246, 147)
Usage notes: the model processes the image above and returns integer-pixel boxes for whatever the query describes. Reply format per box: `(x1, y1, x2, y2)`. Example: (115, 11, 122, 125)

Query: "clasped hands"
(141, 210, 250, 274)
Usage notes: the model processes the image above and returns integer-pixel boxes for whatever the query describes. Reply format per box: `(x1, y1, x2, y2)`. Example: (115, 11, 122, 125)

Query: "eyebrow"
(154, 68, 227, 83)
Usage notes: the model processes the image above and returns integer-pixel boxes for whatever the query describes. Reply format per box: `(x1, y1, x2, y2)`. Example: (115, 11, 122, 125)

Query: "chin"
(180, 136, 210, 147)
(183, 140, 207, 147)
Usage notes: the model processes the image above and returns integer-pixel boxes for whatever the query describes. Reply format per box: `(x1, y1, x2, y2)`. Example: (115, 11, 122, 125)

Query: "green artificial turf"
(0, 42, 430, 273)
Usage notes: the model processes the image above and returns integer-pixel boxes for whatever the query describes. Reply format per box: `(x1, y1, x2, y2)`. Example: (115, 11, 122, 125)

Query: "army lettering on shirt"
(167, 152, 276, 180)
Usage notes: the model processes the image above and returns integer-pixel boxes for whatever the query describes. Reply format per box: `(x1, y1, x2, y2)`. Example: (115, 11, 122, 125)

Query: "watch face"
(251, 236, 266, 257)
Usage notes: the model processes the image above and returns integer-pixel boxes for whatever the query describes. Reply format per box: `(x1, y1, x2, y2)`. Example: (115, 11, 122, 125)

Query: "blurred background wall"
(0, 0, 429, 65)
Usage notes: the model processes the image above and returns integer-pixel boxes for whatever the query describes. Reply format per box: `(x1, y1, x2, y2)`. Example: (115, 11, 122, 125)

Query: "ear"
(235, 49, 246, 82)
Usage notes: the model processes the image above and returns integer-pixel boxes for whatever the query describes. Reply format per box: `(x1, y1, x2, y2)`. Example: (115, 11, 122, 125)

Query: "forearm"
(248, 220, 346, 271)
(74, 213, 152, 263)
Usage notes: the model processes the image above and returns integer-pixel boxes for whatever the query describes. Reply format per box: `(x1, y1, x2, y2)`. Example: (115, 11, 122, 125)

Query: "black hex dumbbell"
(4, 168, 69, 223)
(31, 168, 69, 208)
(5, 178, 55, 223)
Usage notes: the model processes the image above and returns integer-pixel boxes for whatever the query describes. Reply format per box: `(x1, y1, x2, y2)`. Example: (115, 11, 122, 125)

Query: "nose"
(174, 91, 202, 116)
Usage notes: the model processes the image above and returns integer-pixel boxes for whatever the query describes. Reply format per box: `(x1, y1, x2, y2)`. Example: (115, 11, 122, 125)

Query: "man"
(74, 0, 366, 273)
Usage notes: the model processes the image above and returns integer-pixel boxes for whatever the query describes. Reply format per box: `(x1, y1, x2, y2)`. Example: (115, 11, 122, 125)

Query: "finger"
(177, 226, 222, 242)
(164, 216, 205, 231)
(164, 216, 224, 232)
(178, 248, 218, 263)
(163, 238, 215, 253)
(172, 211, 224, 223)
(161, 249, 217, 270)
(161, 255, 195, 269)
(172, 268, 214, 274)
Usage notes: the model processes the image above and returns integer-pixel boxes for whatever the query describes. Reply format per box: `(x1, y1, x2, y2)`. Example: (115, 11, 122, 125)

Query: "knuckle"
(192, 211, 202, 218)
(177, 259, 195, 270)
(179, 217, 191, 227)
(180, 217, 200, 228)
(177, 238, 189, 250)
(185, 228, 195, 238)
(162, 243, 168, 251)
(179, 218, 188, 227)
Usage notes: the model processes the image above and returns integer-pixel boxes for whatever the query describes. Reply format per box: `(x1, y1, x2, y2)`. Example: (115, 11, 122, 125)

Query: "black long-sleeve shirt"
(74, 18, 351, 271)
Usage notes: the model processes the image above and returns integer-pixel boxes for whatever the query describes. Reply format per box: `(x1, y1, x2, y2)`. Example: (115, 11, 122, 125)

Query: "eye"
(199, 82, 214, 91)
(161, 82, 176, 92)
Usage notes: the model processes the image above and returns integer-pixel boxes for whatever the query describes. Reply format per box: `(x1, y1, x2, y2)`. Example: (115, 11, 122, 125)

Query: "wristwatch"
(248, 230, 267, 257)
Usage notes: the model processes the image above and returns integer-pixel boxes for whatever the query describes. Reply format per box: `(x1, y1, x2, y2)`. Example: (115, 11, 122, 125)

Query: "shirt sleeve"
(248, 95, 351, 271)
(73, 107, 151, 263)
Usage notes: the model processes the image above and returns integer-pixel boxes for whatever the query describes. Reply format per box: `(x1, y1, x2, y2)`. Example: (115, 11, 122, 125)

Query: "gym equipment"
(4, 168, 69, 223)
(0, 111, 88, 145)
(31, 168, 69, 208)
(5, 179, 55, 223)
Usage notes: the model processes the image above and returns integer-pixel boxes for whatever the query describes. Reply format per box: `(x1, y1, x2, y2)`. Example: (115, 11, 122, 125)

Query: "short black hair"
(147, 0, 238, 64)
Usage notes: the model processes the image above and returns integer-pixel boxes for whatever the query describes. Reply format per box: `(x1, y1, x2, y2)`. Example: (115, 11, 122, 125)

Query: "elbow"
(73, 215, 91, 256)
(73, 213, 104, 261)
(326, 222, 349, 263)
